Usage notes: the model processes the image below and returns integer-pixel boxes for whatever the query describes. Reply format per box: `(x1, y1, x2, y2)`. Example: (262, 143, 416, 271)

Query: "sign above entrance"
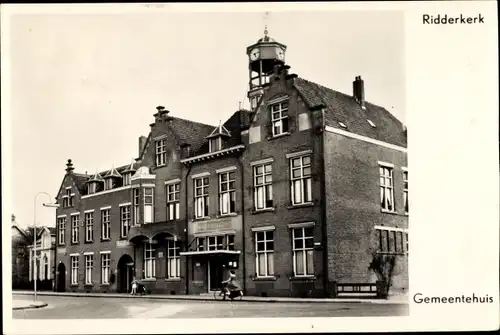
(191, 216, 242, 235)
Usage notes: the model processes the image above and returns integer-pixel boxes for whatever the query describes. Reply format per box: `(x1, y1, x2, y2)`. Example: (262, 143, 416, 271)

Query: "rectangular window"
(144, 243, 156, 279)
(292, 227, 314, 276)
(63, 188, 74, 208)
(271, 101, 289, 136)
(209, 137, 221, 153)
(219, 171, 236, 215)
(255, 230, 274, 277)
(105, 178, 115, 191)
(253, 164, 273, 210)
(194, 177, 209, 218)
(167, 183, 180, 221)
(226, 234, 235, 251)
(87, 183, 97, 195)
(403, 170, 408, 214)
(167, 240, 180, 279)
(155, 139, 167, 166)
(85, 212, 94, 242)
(133, 188, 140, 225)
(196, 237, 205, 251)
(123, 173, 131, 186)
(71, 214, 79, 244)
(101, 253, 110, 284)
(376, 228, 408, 254)
(120, 206, 131, 238)
(380, 166, 395, 211)
(144, 188, 154, 224)
(207, 235, 225, 251)
(85, 254, 93, 285)
(290, 155, 312, 205)
(57, 217, 66, 245)
(71, 255, 79, 285)
(101, 209, 111, 240)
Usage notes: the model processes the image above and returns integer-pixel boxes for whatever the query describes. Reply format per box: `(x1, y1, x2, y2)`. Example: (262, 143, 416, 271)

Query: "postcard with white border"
(2, 1, 498, 334)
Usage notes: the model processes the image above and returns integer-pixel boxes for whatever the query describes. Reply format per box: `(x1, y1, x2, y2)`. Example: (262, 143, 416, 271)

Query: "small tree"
(368, 250, 397, 299)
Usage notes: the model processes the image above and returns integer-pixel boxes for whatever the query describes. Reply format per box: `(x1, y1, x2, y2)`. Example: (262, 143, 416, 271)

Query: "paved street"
(12, 294, 408, 319)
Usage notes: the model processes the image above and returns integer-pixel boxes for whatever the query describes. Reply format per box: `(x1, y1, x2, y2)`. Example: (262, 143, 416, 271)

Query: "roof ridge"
(171, 116, 216, 129)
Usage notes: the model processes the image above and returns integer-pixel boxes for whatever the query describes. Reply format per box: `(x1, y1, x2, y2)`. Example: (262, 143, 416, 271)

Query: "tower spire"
(263, 11, 269, 37)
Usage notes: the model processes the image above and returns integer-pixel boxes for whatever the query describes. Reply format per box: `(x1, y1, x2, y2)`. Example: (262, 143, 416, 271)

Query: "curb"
(12, 292, 407, 304)
(12, 303, 48, 311)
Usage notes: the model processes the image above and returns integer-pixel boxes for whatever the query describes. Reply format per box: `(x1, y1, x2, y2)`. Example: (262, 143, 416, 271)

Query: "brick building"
(53, 32, 408, 297)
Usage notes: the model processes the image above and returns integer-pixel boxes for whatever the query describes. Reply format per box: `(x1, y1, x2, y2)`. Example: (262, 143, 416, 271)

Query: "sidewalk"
(12, 290, 408, 304)
(12, 298, 48, 310)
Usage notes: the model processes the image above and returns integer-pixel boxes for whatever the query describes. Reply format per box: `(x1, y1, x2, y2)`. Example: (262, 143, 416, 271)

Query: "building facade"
(28, 226, 56, 291)
(54, 32, 408, 297)
(11, 215, 31, 290)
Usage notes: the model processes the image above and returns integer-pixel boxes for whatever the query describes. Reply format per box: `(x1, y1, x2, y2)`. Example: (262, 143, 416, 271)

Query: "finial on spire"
(238, 101, 242, 110)
(264, 11, 269, 37)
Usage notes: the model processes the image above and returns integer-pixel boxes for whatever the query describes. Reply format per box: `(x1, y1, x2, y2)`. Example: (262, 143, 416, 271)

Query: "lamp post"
(33, 192, 59, 303)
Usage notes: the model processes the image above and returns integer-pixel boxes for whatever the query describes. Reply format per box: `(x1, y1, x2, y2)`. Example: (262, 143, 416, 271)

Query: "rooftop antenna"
(238, 101, 242, 110)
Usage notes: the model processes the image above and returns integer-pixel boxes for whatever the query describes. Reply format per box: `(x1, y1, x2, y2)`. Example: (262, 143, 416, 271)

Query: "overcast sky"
(8, 10, 405, 228)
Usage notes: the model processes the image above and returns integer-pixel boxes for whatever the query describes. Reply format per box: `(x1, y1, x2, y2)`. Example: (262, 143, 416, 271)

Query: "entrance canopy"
(179, 250, 241, 257)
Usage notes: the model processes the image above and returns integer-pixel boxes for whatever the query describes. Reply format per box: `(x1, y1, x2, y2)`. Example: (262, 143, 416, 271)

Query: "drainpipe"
(319, 107, 329, 297)
(184, 163, 192, 295)
(237, 157, 246, 294)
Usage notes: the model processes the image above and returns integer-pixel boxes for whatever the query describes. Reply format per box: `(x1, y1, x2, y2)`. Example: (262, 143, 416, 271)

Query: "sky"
(7, 9, 405, 229)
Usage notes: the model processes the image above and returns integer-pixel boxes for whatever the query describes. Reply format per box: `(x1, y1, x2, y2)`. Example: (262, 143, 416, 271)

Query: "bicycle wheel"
(213, 289, 225, 301)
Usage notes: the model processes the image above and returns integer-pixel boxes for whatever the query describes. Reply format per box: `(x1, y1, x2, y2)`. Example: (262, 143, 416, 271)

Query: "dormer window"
(367, 119, 376, 128)
(209, 137, 222, 153)
(271, 101, 289, 136)
(123, 173, 131, 186)
(207, 122, 230, 153)
(88, 182, 97, 195)
(105, 178, 114, 191)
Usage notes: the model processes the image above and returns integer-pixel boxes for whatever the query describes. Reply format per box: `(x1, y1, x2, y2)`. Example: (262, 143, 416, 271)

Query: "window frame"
(84, 254, 93, 285)
(194, 177, 209, 219)
(290, 155, 312, 206)
(403, 169, 408, 214)
(218, 171, 236, 215)
(101, 209, 111, 241)
(253, 163, 273, 210)
(155, 139, 167, 167)
(166, 240, 180, 279)
(144, 187, 154, 224)
(144, 243, 156, 279)
(255, 230, 274, 277)
(166, 183, 180, 221)
(291, 226, 314, 277)
(379, 165, 395, 212)
(71, 255, 79, 285)
(133, 188, 140, 225)
(84, 212, 94, 243)
(376, 227, 408, 255)
(120, 205, 131, 238)
(270, 101, 289, 136)
(101, 253, 111, 284)
(57, 217, 66, 245)
(71, 214, 79, 244)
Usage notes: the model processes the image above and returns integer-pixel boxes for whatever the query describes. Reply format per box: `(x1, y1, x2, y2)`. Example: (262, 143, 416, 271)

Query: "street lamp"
(33, 192, 59, 303)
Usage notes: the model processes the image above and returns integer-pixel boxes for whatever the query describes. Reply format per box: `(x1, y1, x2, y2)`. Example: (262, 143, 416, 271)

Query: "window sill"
(381, 209, 399, 215)
(404, 212, 409, 216)
(100, 283, 110, 287)
(288, 202, 314, 209)
(70, 284, 79, 287)
(142, 278, 157, 282)
(84, 283, 94, 287)
(155, 164, 167, 168)
(269, 132, 291, 140)
(217, 213, 238, 218)
(101, 238, 111, 242)
(289, 275, 316, 282)
(251, 208, 275, 215)
(84, 240, 95, 244)
(252, 276, 277, 282)
(71, 242, 80, 245)
(193, 216, 211, 222)
(165, 278, 181, 282)
(58, 244, 66, 247)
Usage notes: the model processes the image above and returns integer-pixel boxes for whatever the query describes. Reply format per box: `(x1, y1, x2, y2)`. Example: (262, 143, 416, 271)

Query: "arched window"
(43, 255, 48, 280)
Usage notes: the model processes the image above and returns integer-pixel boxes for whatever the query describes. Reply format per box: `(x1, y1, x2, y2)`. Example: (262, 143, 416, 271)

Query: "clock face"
(276, 48, 285, 60)
(250, 48, 260, 61)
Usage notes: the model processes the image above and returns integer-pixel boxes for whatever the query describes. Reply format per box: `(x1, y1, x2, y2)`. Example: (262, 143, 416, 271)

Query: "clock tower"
(246, 27, 287, 110)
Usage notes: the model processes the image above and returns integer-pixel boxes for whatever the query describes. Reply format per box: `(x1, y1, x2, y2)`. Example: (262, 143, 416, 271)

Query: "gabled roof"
(207, 121, 231, 139)
(293, 77, 407, 148)
(12, 225, 31, 244)
(103, 166, 122, 179)
(168, 117, 215, 152)
(87, 172, 104, 183)
(122, 161, 137, 174)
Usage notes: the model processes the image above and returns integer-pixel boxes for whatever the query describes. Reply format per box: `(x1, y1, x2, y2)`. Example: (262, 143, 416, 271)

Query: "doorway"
(117, 254, 134, 293)
(56, 262, 66, 292)
(208, 259, 225, 292)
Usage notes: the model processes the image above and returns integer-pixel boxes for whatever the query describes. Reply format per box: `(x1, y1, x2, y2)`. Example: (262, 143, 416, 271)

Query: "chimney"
(138, 136, 147, 157)
(65, 159, 74, 174)
(11, 214, 16, 224)
(353, 76, 365, 109)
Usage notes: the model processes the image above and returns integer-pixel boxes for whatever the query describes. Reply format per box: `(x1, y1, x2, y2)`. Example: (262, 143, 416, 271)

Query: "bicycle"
(213, 282, 243, 301)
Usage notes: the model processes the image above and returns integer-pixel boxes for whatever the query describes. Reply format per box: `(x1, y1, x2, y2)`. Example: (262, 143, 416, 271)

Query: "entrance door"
(56, 263, 66, 292)
(117, 254, 134, 293)
(208, 259, 224, 291)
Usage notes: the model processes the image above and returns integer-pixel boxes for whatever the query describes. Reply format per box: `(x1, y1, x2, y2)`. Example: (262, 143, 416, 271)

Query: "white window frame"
(84, 212, 94, 242)
(101, 253, 111, 284)
(71, 255, 79, 285)
(403, 169, 408, 214)
(271, 101, 289, 136)
(133, 188, 140, 225)
(292, 226, 314, 277)
(255, 230, 274, 277)
(144, 243, 156, 279)
(253, 163, 273, 210)
(209, 137, 222, 153)
(166, 240, 180, 279)
(167, 183, 180, 221)
(207, 235, 225, 251)
(71, 214, 79, 244)
(63, 188, 74, 208)
(85, 254, 93, 285)
(155, 139, 167, 166)
(196, 237, 205, 251)
(58, 217, 66, 245)
(87, 182, 97, 195)
(105, 178, 114, 191)
(218, 171, 236, 215)
(123, 173, 131, 186)
(379, 165, 395, 212)
(290, 155, 312, 205)
(101, 209, 111, 240)
(144, 187, 154, 224)
(120, 206, 131, 238)
(375, 227, 408, 255)
(194, 177, 209, 219)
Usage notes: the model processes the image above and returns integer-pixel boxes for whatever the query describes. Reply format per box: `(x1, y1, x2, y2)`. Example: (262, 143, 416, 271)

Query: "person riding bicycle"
(221, 270, 242, 294)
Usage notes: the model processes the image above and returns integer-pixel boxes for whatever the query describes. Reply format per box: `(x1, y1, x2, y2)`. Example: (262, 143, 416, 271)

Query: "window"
(194, 177, 209, 218)
(43, 255, 49, 280)
(196, 237, 205, 251)
(167, 240, 180, 279)
(380, 166, 395, 211)
(226, 235, 235, 251)
(167, 183, 180, 221)
(155, 139, 167, 166)
(120, 206, 131, 238)
(271, 101, 289, 136)
(84, 212, 94, 242)
(219, 172, 236, 215)
(376, 228, 408, 254)
(403, 170, 408, 214)
(255, 230, 274, 277)
(123, 173, 131, 186)
(101, 209, 111, 240)
(207, 235, 225, 251)
(57, 217, 66, 245)
(206, 234, 233, 251)
(253, 164, 273, 210)
(63, 188, 74, 208)
(144, 188, 154, 224)
(101, 253, 110, 284)
(292, 227, 314, 276)
(71, 255, 79, 285)
(290, 155, 312, 205)
(87, 182, 97, 195)
(85, 254, 93, 285)
(105, 178, 114, 191)
(133, 188, 140, 225)
(71, 214, 79, 244)
(209, 137, 221, 153)
(144, 243, 156, 279)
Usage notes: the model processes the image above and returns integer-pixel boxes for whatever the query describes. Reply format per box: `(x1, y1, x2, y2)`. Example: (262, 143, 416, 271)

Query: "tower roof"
(103, 166, 122, 179)
(206, 121, 231, 139)
(87, 172, 104, 183)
